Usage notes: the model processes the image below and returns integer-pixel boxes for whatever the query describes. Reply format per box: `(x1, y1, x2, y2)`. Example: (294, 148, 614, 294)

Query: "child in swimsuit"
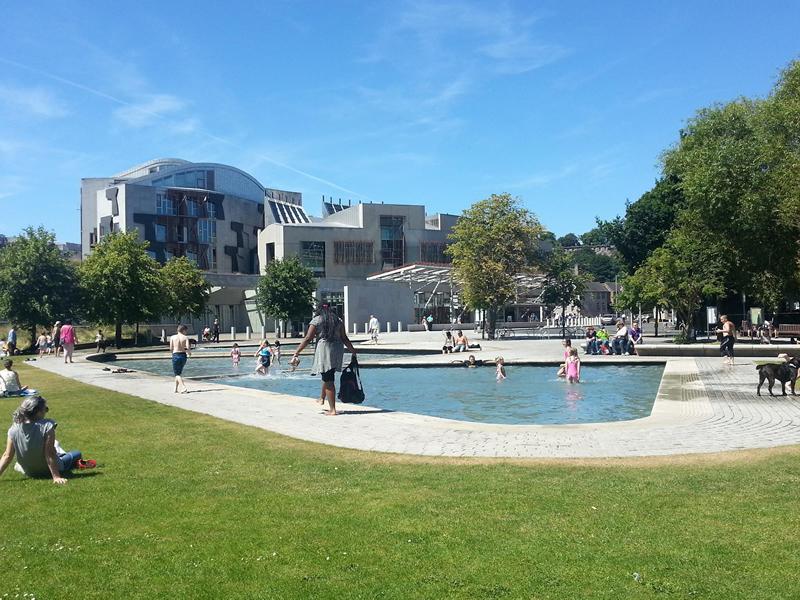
(230, 343, 241, 366)
(495, 356, 506, 381)
(254, 340, 271, 375)
(565, 347, 581, 383)
(557, 338, 572, 377)
(271, 340, 281, 366)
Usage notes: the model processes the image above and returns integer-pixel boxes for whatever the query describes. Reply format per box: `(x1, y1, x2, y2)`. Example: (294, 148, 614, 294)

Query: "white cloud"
(113, 93, 187, 128)
(0, 83, 68, 118)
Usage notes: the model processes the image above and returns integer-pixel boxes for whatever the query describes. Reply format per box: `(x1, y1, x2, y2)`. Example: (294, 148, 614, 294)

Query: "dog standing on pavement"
(756, 355, 800, 396)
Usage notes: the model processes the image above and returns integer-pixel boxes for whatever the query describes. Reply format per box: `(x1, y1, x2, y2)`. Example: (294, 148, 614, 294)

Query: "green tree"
(623, 225, 726, 340)
(661, 59, 800, 309)
(599, 176, 686, 271)
(255, 257, 316, 335)
(556, 233, 580, 247)
(160, 257, 211, 322)
(79, 232, 164, 347)
(579, 225, 612, 247)
(0, 227, 79, 346)
(539, 250, 588, 339)
(570, 247, 624, 281)
(447, 193, 544, 339)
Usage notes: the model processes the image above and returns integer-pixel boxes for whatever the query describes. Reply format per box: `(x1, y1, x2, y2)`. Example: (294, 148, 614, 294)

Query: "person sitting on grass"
(0, 396, 96, 484)
(0, 360, 36, 396)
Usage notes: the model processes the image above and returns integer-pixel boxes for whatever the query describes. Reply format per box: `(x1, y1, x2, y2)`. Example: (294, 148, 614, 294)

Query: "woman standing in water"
(291, 304, 357, 416)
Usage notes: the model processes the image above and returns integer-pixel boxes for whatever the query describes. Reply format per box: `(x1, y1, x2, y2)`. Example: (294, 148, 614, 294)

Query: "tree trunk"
(135, 322, 140, 346)
(487, 307, 498, 340)
(654, 307, 660, 338)
(115, 320, 123, 348)
(29, 326, 37, 350)
(561, 304, 567, 339)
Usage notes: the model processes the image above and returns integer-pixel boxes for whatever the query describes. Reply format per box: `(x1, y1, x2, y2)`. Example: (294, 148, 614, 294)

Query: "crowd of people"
(582, 320, 643, 356)
(3, 320, 83, 363)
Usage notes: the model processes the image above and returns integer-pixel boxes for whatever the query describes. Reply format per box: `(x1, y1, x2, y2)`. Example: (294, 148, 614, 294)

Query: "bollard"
(353, 323, 358, 335)
(246, 326, 251, 340)
(230, 327, 235, 341)
(397, 321, 402, 332)
(364, 323, 369, 334)
(386, 321, 391, 333)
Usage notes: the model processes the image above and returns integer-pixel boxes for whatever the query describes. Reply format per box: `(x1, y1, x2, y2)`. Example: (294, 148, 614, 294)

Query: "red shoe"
(76, 458, 97, 469)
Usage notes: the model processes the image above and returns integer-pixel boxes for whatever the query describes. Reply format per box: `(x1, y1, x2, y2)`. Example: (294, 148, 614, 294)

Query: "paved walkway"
(28, 333, 800, 458)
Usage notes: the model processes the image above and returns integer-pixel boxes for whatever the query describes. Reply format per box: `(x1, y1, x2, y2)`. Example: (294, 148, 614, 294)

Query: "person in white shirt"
(612, 320, 629, 355)
(368, 315, 380, 343)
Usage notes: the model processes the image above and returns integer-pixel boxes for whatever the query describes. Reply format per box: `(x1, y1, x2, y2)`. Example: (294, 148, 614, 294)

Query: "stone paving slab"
(26, 334, 800, 458)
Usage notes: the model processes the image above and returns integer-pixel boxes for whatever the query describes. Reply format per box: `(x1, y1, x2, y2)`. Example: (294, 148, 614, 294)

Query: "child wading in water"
(565, 347, 581, 383)
(495, 356, 506, 381)
(271, 340, 281, 366)
(557, 338, 572, 377)
(230, 343, 241, 367)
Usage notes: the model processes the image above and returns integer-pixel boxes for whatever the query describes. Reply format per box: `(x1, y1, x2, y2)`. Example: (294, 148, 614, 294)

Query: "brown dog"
(756, 356, 800, 396)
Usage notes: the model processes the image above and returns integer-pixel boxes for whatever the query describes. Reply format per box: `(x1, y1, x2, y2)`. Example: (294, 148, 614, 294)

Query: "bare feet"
(316, 398, 325, 405)
(324, 410, 338, 416)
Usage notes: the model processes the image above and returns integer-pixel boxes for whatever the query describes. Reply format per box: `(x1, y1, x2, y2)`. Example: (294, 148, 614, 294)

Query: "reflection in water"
(112, 359, 664, 425)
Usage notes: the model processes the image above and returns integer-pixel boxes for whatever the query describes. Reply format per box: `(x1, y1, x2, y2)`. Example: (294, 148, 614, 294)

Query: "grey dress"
(309, 314, 345, 375)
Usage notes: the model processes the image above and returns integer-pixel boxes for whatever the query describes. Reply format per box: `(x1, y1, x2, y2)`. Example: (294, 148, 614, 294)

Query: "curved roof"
(113, 158, 190, 178)
(124, 160, 267, 203)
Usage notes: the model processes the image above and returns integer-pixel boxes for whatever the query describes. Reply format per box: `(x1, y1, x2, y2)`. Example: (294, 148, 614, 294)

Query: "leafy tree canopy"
(661, 59, 800, 308)
(539, 250, 588, 339)
(160, 257, 210, 321)
(556, 233, 580, 247)
(255, 257, 316, 323)
(569, 247, 624, 282)
(79, 231, 164, 345)
(0, 227, 78, 344)
(598, 177, 686, 272)
(447, 193, 544, 336)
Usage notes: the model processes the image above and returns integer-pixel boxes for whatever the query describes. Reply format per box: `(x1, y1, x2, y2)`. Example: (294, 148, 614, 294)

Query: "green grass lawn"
(2, 366, 799, 599)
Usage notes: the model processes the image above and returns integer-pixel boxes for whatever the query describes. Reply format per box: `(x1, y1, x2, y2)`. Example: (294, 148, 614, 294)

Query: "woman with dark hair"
(716, 314, 736, 366)
(0, 396, 95, 484)
(291, 304, 357, 416)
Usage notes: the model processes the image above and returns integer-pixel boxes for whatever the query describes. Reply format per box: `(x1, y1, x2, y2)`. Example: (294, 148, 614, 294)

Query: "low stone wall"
(637, 343, 798, 358)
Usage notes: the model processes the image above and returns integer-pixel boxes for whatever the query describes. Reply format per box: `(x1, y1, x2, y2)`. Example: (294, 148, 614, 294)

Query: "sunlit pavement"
(28, 332, 800, 458)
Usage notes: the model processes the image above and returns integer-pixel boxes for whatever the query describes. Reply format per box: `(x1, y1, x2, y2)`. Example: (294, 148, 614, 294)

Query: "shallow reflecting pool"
(115, 358, 664, 425)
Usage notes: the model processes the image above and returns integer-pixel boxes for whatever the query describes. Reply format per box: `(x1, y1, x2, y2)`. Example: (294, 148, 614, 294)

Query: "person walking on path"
(212, 318, 220, 343)
(36, 330, 49, 358)
(291, 304, 358, 416)
(52, 321, 62, 358)
(59, 320, 76, 364)
(6, 326, 17, 356)
(368, 314, 380, 344)
(0, 396, 96, 484)
(717, 314, 736, 366)
(169, 324, 192, 393)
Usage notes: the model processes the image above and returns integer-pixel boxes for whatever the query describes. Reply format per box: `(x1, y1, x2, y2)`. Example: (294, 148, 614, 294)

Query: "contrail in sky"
(0, 56, 370, 200)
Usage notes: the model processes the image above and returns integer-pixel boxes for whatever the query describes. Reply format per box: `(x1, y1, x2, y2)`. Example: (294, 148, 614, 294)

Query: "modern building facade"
(81, 159, 459, 334)
(258, 199, 459, 329)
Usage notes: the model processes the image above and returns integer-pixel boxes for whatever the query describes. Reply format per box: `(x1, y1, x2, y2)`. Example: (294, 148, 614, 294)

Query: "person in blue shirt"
(254, 340, 272, 375)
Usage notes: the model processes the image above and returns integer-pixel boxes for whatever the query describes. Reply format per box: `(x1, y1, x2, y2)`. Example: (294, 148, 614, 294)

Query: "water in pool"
(117, 358, 664, 424)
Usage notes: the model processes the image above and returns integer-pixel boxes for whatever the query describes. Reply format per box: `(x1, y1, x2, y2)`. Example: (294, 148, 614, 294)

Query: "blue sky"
(1, 1, 798, 242)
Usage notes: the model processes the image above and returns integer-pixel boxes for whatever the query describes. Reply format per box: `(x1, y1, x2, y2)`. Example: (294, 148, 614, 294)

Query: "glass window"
(164, 249, 174, 261)
(420, 241, 450, 264)
(186, 199, 199, 217)
(198, 219, 216, 243)
(299, 241, 326, 278)
(334, 241, 374, 264)
(206, 247, 217, 271)
(242, 232, 250, 248)
(156, 192, 174, 215)
(154, 224, 167, 242)
(186, 250, 198, 265)
(146, 250, 157, 260)
(380, 216, 404, 269)
(206, 202, 217, 219)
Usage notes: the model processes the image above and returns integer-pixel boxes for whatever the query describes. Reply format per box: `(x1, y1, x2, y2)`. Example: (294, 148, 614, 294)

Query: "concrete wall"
(80, 177, 115, 257)
(343, 280, 413, 333)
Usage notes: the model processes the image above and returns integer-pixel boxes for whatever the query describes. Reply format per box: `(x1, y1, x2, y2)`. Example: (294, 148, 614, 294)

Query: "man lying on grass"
(0, 395, 96, 484)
